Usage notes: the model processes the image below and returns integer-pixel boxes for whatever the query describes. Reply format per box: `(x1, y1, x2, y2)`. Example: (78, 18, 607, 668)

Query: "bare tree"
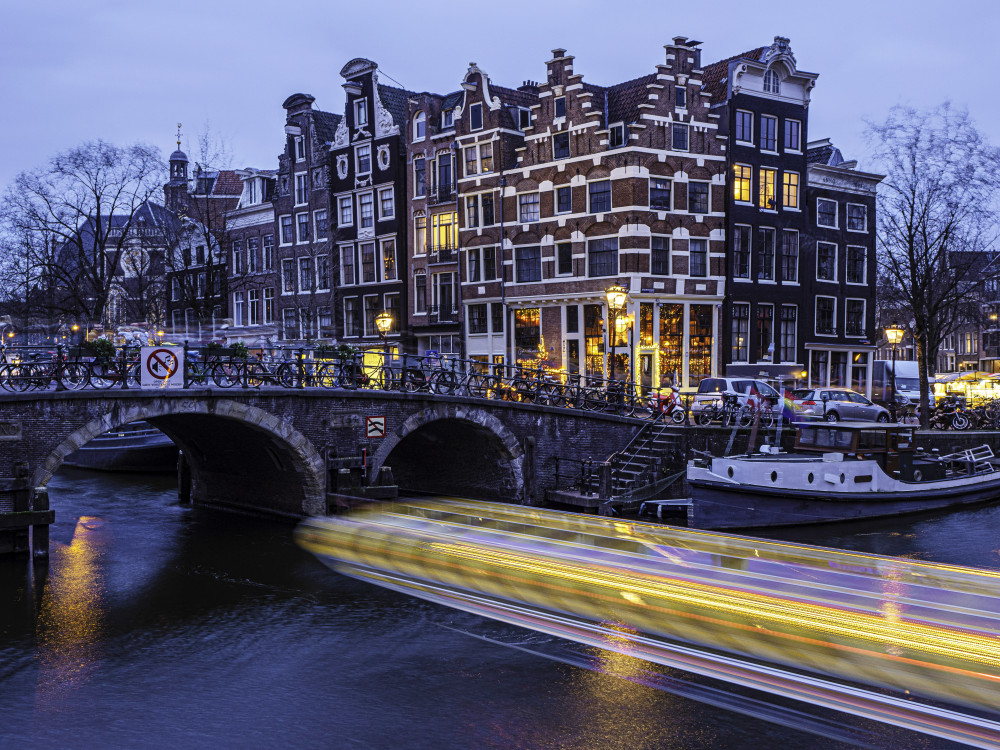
(0, 140, 164, 330)
(868, 103, 1000, 425)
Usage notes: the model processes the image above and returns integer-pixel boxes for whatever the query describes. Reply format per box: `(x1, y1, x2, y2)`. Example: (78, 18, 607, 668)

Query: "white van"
(872, 360, 933, 406)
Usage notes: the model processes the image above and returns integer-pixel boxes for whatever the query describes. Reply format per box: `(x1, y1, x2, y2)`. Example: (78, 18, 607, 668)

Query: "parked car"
(692, 377, 781, 416)
(791, 387, 891, 422)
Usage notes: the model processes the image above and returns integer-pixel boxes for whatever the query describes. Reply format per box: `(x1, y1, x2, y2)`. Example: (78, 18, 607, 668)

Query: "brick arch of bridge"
(370, 404, 525, 501)
(35, 400, 326, 516)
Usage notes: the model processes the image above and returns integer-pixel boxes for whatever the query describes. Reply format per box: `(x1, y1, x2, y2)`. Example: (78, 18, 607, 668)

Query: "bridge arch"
(371, 404, 525, 501)
(36, 399, 326, 516)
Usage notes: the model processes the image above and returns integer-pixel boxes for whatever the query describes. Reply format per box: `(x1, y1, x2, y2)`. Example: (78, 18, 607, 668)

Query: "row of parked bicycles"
(0, 345, 691, 421)
(923, 395, 1000, 431)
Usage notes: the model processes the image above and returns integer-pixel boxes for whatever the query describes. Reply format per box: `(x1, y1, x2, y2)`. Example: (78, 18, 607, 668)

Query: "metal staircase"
(608, 413, 685, 502)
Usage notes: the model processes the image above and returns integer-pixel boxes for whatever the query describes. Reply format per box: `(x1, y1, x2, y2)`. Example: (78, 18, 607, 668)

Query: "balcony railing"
(428, 305, 460, 323)
(426, 182, 454, 206)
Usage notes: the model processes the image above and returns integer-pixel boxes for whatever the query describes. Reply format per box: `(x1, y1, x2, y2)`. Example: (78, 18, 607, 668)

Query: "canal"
(1, 469, 994, 749)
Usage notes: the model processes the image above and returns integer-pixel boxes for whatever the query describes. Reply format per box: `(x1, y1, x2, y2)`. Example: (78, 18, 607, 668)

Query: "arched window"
(413, 111, 426, 141)
(763, 69, 780, 94)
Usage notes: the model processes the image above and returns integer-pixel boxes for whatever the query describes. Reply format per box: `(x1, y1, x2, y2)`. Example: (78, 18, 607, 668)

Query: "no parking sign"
(140, 346, 184, 389)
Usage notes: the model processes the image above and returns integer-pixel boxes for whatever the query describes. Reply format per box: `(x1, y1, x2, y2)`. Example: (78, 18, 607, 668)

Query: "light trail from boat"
(296, 498, 1000, 747)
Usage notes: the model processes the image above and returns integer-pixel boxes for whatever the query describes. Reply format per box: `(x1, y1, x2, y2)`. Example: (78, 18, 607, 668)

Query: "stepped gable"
(604, 72, 658, 126)
(700, 47, 768, 104)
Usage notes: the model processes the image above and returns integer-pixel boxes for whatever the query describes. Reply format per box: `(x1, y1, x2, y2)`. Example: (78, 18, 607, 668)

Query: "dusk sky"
(2, 0, 998, 189)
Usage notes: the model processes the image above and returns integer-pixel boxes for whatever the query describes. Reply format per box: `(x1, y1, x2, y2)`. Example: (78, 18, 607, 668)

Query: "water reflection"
(34, 517, 109, 708)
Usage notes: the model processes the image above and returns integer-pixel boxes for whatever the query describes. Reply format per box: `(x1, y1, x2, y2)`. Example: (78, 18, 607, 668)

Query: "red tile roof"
(212, 170, 244, 196)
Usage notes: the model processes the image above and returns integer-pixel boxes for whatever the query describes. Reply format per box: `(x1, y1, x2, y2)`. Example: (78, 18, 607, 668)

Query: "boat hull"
(689, 476, 1000, 529)
(63, 424, 178, 473)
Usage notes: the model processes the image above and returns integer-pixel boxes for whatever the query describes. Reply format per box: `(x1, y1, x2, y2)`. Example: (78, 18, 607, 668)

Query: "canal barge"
(687, 422, 1000, 529)
(63, 421, 178, 473)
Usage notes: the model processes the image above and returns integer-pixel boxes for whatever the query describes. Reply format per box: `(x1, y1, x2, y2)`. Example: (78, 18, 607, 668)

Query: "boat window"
(857, 430, 887, 450)
(810, 427, 854, 449)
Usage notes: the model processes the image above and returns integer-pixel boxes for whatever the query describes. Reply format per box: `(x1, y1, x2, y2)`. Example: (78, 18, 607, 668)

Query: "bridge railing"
(0, 342, 683, 422)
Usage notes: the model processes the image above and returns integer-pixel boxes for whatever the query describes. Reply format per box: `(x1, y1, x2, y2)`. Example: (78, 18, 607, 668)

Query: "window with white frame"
(296, 213, 310, 243)
(413, 157, 426, 197)
(675, 86, 687, 109)
(381, 238, 396, 281)
(263, 287, 274, 323)
(757, 304, 774, 359)
(354, 98, 367, 127)
(280, 215, 293, 245)
(414, 272, 426, 313)
(672, 123, 689, 151)
(557, 242, 573, 276)
(356, 144, 372, 175)
(466, 195, 479, 228)
(589, 180, 611, 213)
(784, 119, 801, 151)
(554, 96, 566, 118)
(759, 168, 777, 210)
(847, 203, 867, 232)
(780, 230, 799, 282)
(171, 277, 181, 301)
(281, 308, 296, 339)
(757, 227, 775, 281)
(556, 185, 572, 214)
(248, 289, 260, 325)
(464, 146, 478, 176)
(467, 246, 481, 282)
(763, 69, 780, 94)
(733, 225, 751, 279)
(846, 246, 866, 284)
(363, 295, 379, 337)
(470, 102, 483, 130)
(733, 165, 752, 203)
(413, 112, 426, 141)
(360, 242, 376, 283)
(468, 304, 488, 334)
(651, 236, 670, 276)
(441, 109, 454, 129)
(295, 173, 308, 205)
(688, 182, 709, 214)
(314, 210, 328, 240)
(735, 110, 753, 143)
(552, 132, 570, 159)
(378, 187, 394, 219)
(779, 306, 797, 362)
(343, 298, 359, 337)
(232, 240, 243, 275)
(816, 198, 837, 228)
(298, 257, 315, 293)
(516, 246, 542, 283)
(816, 296, 836, 335)
(760, 115, 777, 151)
(318, 307, 332, 338)
(233, 291, 245, 326)
(316, 254, 330, 290)
(247, 237, 259, 273)
(817, 242, 837, 281)
(689, 238, 708, 277)
(783, 172, 799, 209)
(609, 123, 625, 148)
(518, 108, 531, 130)
(588, 237, 618, 278)
(731, 303, 749, 361)
(358, 193, 374, 229)
(281, 258, 295, 293)
(340, 244, 355, 285)
(518, 193, 540, 223)
(338, 196, 353, 226)
(845, 299, 865, 337)
(650, 178, 671, 210)
(414, 214, 426, 254)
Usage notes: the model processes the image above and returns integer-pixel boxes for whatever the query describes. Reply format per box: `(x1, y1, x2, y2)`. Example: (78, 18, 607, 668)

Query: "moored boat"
(63, 420, 178, 473)
(687, 422, 1000, 529)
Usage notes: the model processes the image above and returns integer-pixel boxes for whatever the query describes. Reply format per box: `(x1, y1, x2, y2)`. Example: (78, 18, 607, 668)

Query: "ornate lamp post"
(885, 323, 905, 422)
(605, 285, 627, 382)
(375, 310, 393, 358)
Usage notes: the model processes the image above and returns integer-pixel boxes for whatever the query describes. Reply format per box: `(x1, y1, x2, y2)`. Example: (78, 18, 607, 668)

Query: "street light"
(605, 284, 627, 382)
(885, 323, 905, 422)
(375, 310, 393, 356)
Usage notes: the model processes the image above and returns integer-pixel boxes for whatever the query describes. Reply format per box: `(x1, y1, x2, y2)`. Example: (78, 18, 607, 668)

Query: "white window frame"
(314, 209, 328, 241)
(816, 241, 838, 282)
(469, 102, 483, 131)
(760, 115, 778, 153)
(467, 246, 481, 283)
(413, 111, 426, 142)
(354, 98, 368, 128)
(845, 298, 866, 338)
(816, 198, 838, 228)
(296, 212, 310, 244)
(846, 203, 868, 232)
(413, 271, 427, 314)
(609, 123, 625, 148)
(784, 119, 802, 152)
(294, 136, 305, 161)
(518, 192, 540, 223)
(279, 215, 294, 246)
(281, 258, 295, 295)
(735, 110, 754, 144)
(555, 185, 573, 215)
(671, 123, 689, 152)
(233, 291, 245, 327)
(358, 191, 374, 229)
(263, 287, 274, 324)
(764, 69, 780, 94)
(378, 186, 395, 220)
(339, 243, 355, 286)
(356, 144, 372, 176)
(783, 171, 800, 209)
(298, 256, 315, 294)
(551, 131, 571, 159)
(248, 288, 260, 326)
(316, 254, 330, 291)
(815, 296, 838, 337)
(846, 245, 867, 285)
(294, 173, 308, 206)
(553, 96, 566, 120)
(442, 109, 454, 129)
(338, 195, 353, 227)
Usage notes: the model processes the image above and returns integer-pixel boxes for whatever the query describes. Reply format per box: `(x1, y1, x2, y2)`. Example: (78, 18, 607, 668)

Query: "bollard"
(31, 487, 50, 560)
(183, 340, 190, 389)
(54, 344, 66, 391)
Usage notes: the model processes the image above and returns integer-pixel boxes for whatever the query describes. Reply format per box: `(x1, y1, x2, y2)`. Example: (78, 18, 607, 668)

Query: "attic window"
(554, 96, 566, 119)
(675, 86, 687, 109)
(413, 112, 426, 141)
(354, 98, 368, 128)
(470, 103, 483, 131)
(609, 124, 625, 149)
(519, 107, 531, 130)
(763, 70, 780, 94)
(442, 109, 454, 129)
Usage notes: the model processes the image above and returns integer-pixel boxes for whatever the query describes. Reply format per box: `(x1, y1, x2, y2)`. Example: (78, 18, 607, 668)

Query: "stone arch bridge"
(0, 389, 642, 520)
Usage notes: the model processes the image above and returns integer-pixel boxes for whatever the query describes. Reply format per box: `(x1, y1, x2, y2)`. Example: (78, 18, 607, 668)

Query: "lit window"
(759, 168, 776, 210)
(733, 165, 752, 202)
(783, 172, 799, 209)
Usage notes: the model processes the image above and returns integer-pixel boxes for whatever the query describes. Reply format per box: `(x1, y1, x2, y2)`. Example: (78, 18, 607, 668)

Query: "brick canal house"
(405, 89, 463, 357)
(456, 43, 727, 389)
(329, 59, 413, 354)
(221, 168, 279, 348)
(704, 36, 882, 394)
(272, 93, 341, 346)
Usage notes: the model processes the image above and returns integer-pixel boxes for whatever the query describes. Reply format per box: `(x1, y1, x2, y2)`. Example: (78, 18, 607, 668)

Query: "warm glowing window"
(783, 172, 799, 209)
(759, 168, 776, 210)
(733, 164, 752, 202)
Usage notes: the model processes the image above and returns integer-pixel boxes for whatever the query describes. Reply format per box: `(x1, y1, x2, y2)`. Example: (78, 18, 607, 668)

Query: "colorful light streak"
(297, 499, 1000, 747)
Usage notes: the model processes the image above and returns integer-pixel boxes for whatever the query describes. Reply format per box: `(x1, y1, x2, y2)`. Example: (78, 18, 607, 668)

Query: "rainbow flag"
(782, 389, 797, 423)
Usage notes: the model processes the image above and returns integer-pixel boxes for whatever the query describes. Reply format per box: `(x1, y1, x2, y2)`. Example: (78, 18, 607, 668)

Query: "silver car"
(791, 387, 891, 422)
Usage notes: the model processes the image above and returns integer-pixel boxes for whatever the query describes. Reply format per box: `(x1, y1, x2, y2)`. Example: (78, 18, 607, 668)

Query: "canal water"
(1, 469, 995, 749)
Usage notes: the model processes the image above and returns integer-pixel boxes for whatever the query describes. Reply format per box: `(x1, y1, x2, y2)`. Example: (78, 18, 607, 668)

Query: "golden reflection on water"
(34, 516, 109, 709)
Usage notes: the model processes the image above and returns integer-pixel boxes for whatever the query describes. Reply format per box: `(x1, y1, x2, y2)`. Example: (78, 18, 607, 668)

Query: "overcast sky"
(2, 0, 998, 189)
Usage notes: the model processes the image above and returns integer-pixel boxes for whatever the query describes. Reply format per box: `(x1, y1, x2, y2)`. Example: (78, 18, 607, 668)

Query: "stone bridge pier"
(0, 390, 641, 555)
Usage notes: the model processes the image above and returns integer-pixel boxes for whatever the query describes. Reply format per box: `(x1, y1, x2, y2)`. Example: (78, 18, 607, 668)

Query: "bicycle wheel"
(276, 363, 297, 388)
(696, 410, 715, 426)
(244, 362, 268, 387)
(432, 370, 459, 395)
(211, 362, 239, 388)
(59, 362, 88, 390)
(467, 373, 492, 398)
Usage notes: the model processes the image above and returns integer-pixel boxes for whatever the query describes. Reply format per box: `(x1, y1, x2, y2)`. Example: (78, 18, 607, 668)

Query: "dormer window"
(413, 111, 426, 141)
(764, 69, 780, 94)
(354, 98, 368, 128)
(554, 96, 566, 119)
(519, 108, 531, 130)
(442, 109, 454, 129)
(294, 136, 306, 161)
(470, 103, 483, 131)
(609, 123, 625, 149)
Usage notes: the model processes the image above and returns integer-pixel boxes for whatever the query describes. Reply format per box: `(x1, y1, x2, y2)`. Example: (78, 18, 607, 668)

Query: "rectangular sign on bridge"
(140, 347, 184, 389)
(365, 416, 386, 439)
